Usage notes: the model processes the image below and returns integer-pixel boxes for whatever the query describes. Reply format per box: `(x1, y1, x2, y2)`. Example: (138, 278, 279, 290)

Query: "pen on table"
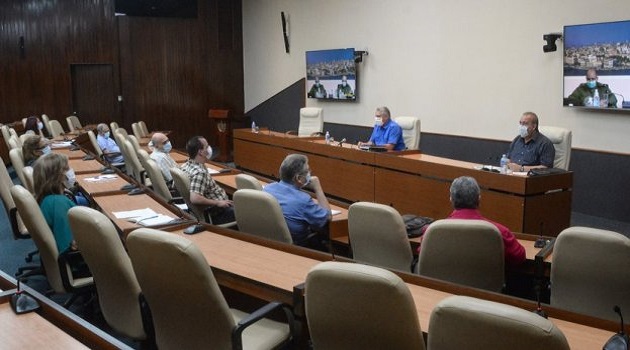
(136, 215, 158, 224)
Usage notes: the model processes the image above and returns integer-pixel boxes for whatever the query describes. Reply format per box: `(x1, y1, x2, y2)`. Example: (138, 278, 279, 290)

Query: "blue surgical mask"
(586, 80, 597, 89)
(41, 145, 52, 155)
(375, 117, 383, 127)
(518, 124, 529, 138)
(301, 172, 312, 187)
(104, 131, 110, 139)
(162, 141, 172, 153)
(37, 122, 44, 130)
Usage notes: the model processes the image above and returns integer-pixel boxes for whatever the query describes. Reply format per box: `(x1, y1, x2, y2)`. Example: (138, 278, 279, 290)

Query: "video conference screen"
(306, 48, 357, 101)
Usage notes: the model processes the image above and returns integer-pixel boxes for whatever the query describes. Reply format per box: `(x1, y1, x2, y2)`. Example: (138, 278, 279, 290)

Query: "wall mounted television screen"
(306, 48, 357, 101)
(563, 20, 630, 109)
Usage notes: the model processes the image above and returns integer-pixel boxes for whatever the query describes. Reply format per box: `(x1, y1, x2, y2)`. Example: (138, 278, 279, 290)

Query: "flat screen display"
(306, 48, 357, 101)
(563, 20, 630, 109)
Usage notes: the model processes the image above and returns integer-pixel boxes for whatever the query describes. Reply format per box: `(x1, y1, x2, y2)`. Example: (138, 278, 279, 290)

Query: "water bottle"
(500, 154, 509, 174)
(251, 121, 256, 133)
(325, 131, 330, 144)
(593, 89, 600, 108)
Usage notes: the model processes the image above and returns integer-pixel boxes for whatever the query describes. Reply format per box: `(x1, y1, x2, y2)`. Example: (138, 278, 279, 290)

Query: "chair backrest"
(306, 261, 425, 350)
(41, 114, 52, 136)
(298, 107, 323, 137)
(9, 148, 28, 189)
(428, 296, 569, 350)
(10, 185, 65, 292)
(233, 189, 292, 244)
(539, 126, 572, 170)
(348, 202, 413, 272)
(21, 166, 34, 193)
(19, 133, 33, 145)
(170, 167, 207, 223)
(0, 159, 28, 238)
(131, 122, 144, 139)
(1, 125, 12, 149)
(127, 228, 235, 349)
(418, 219, 505, 292)
(139, 121, 149, 136)
(87, 130, 104, 158)
(66, 115, 82, 132)
(144, 158, 173, 202)
(393, 116, 421, 150)
(235, 173, 263, 190)
(49, 119, 66, 137)
(127, 134, 142, 154)
(114, 127, 129, 144)
(122, 139, 145, 183)
(8, 134, 21, 150)
(550, 226, 630, 321)
(68, 206, 146, 340)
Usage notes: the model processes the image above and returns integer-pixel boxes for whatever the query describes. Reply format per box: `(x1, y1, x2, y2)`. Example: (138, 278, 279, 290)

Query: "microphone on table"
(603, 306, 629, 350)
(10, 279, 40, 314)
(534, 222, 547, 248)
(337, 138, 346, 147)
(532, 282, 548, 319)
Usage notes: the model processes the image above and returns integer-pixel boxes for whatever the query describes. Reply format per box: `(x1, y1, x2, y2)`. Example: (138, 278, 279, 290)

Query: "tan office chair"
(114, 126, 129, 146)
(8, 134, 21, 150)
(139, 120, 149, 136)
(348, 202, 414, 272)
(88, 130, 124, 169)
(66, 115, 82, 132)
(539, 126, 572, 170)
(127, 134, 142, 155)
(235, 174, 263, 190)
(170, 167, 235, 228)
(393, 116, 421, 150)
(9, 148, 29, 191)
(41, 114, 53, 137)
(68, 207, 151, 344)
(11, 185, 93, 307)
(131, 122, 144, 139)
(48, 119, 66, 138)
(126, 228, 292, 350)
(1, 125, 12, 150)
(418, 219, 504, 292)
(122, 139, 147, 185)
(306, 261, 425, 350)
(233, 189, 292, 244)
(550, 226, 630, 321)
(143, 158, 179, 204)
(297, 107, 324, 136)
(428, 295, 569, 350)
(21, 166, 34, 194)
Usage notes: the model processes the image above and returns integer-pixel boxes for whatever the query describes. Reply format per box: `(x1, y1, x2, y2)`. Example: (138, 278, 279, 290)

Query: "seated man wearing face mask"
(567, 68, 617, 107)
(358, 106, 406, 151)
(96, 123, 124, 164)
(149, 132, 177, 185)
(336, 75, 354, 98)
(506, 111, 555, 172)
(264, 154, 332, 251)
(180, 136, 235, 225)
(308, 76, 327, 98)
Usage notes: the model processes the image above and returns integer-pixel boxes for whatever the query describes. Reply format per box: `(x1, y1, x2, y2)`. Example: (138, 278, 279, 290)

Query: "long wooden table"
(233, 128, 572, 236)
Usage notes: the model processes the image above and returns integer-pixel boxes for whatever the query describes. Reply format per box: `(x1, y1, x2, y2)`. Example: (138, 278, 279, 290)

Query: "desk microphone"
(534, 222, 547, 248)
(603, 306, 629, 350)
(337, 138, 346, 147)
(532, 283, 548, 319)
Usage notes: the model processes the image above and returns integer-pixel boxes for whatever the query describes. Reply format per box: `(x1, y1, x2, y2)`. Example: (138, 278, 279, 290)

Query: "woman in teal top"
(33, 153, 77, 253)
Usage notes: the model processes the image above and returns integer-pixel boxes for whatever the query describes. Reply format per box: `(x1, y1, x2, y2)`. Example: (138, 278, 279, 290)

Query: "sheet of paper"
(134, 214, 176, 226)
(113, 208, 157, 219)
(51, 141, 73, 149)
(83, 175, 118, 182)
(331, 209, 341, 216)
(207, 167, 220, 174)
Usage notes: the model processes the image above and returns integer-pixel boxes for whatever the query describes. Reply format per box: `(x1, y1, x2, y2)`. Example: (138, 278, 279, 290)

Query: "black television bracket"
(355, 50, 368, 63)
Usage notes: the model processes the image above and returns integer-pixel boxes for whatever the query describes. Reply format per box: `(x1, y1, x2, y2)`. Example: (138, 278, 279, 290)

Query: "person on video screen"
(567, 68, 617, 107)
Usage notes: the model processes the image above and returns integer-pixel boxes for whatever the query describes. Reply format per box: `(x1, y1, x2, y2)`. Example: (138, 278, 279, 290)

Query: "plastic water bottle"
(593, 89, 600, 108)
(251, 121, 256, 133)
(500, 154, 509, 174)
(325, 131, 331, 144)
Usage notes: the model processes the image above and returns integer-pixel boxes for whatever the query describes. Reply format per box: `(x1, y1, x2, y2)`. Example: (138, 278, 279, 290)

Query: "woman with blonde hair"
(22, 134, 50, 166)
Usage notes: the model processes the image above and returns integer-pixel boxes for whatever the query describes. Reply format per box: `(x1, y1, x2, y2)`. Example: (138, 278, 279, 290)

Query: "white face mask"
(205, 145, 213, 160)
(300, 171, 312, 188)
(64, 168, 76, 188)
(375, 117, 383, 127)
(518, 124, 529, 138)
(37, 122, 44, 130)
(41, 145, 52, 155)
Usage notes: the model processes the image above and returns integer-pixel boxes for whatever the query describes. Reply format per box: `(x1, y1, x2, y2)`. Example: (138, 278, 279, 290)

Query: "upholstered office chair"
(114, 127, 129, 143)
(127, 134, 142, 155)
(66, 115, 82, 132)
(347, 202, 414, 272)
(9, 148, 29, 191)
(131, 122, 144, 139)
(41, 114, 53, 137)
(550, 226, 630, 321)
(393, 116, 421, 150)
(8, 135, 21, 150)
(539, 126, 572, 170)
(170, 167, 235, 228)
(48, 119, 66, 138)
(109, 121, 120, 143)
(297, 107, 324, 136)
(1, 125, 12, 150)
(234, 174, 263, 191)
(122, 139, 147, 185)
(127, 228, 292, 350)
(143, 158, 179, 204)
(88, 130, 124, 169)
(21, 166, 35, 194)
(10, 185, 93, 307)
(417, 219, 504, 292)
(428, 296, 569, 350)
(68, 207, 150, 343)
(139, 120, 149, 136)
(233, 189, 292, 244)
(305, 261, 425, 350)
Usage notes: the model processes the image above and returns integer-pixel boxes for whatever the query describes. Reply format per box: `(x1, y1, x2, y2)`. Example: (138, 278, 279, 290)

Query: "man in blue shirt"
(359, 106, 406, 151)
(96, 123, 124, 164)
(506, 112, 555, 172)
(264, 154, 332, 250)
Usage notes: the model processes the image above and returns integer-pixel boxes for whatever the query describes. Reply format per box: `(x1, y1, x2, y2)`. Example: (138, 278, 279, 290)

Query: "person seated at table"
(96, 123, 124, 164)
(22, 135, 51, 166)
(180, 136, 235, 225)
(149, 132, 177, 185)
(506, 112, 555, 172)
(308, 76, 327, 98)
(33, 153, 90, 276)
(567, 68, 617, 107)
(336, 75, 353, 98)
(419, 176, 525, 267)
(23, 115, 45, 137)
(358, 106, 406, 151)
(264, 154, 332, 251)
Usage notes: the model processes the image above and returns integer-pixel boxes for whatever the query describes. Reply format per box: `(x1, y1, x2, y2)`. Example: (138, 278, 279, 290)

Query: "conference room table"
(233, 128, 572, 236)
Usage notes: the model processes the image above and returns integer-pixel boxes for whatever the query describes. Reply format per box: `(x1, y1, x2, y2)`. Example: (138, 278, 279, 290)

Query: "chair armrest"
(168, 196, 185, 204)
(285, 130, 297, 135)
(310, 131, 324, 137)
(231, 301, 295, 350)
(57, 249, 92, 292)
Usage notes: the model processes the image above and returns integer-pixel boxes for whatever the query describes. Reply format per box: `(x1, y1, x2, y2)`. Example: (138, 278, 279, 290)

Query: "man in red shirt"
(419, 176, 526, 267)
